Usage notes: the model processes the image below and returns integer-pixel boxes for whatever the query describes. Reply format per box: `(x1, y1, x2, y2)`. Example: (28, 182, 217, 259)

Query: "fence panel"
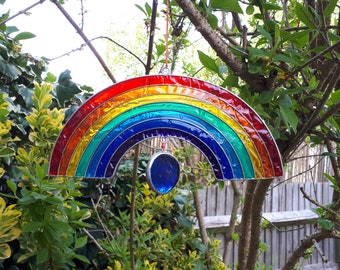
(198, 181, 337, 269)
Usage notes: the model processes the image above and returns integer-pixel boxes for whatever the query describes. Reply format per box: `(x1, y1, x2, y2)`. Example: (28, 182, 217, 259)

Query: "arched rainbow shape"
(49, 75, 283, 180)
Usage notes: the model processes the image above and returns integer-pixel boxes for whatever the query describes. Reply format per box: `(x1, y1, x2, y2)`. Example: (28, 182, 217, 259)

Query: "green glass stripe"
(76, 102, 254, 178)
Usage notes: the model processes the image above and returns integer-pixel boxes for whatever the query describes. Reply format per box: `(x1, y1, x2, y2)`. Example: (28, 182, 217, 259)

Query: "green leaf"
(279, 94, 292, 108)
(223, 73, 239, 88)
(328, 89, 340, 105)
(56, 70, 81, 105)
(174, 194, 187, 205)
(317, 219, 334, 230)
(13, 32, 36, 41)
(177, 215, 192, 228)
(248, 47, 267, 62)
(49, 221, 72, 231)
(210, 0, 243, 14)
(36, 248, 49, 264)
(144, 2, 152, 17)
(257, 24, 272, 45)
(22, 221, 44, 232)
(0, 243, 11, 260)
(0, 60, 21, 81)
(72, 253, 90, 264)
(246, 5, 255, 15)
(324, 0, 337, 18)
(35, 163, 47, 181)
(6, 179, 17, 195)
(44, 72, 57, 83)
(135, 4, 148, 16)
(279, 102, 298, 133)
(295, 3, 315, 29)
(18, 87, 34, 108)
(323, 173, 339, 189)
(197, 50, 219, 73)
(273, 54, 299, 66)
(45, 196, 64, 205)
(259, 91, 273, 104)
(282, 29, 312, 46)
(0, 147, 15, 157)
(207, 13, 218, 29)
(262, 2, 282, 10)
(18, 195, 36, 205)
(74, 236, 88, 249)
(231, 232, 239, 241)
(5, 26, 19, 35)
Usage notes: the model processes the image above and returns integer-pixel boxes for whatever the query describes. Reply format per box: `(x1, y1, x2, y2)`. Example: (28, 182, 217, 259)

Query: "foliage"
(7, 83, 91, 269)
(0, 196, 21, 260)
(91, 157, 225, 270)
(0, 92, 19, 178)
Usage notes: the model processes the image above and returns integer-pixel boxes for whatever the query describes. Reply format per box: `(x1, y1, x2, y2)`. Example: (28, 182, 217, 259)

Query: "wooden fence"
(197, 145, 339, 269)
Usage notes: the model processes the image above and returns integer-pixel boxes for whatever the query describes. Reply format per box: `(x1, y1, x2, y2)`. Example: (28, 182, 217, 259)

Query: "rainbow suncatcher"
(49, 75, 283, 180)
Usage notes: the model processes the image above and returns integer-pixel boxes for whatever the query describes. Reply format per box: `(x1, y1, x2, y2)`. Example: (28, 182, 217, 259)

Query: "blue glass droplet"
(147, 152, 180, 194)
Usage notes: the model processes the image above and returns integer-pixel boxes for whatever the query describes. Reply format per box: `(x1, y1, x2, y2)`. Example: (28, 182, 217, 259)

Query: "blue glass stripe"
(100, 120, 232, 179)
(99, 128, 224, 179)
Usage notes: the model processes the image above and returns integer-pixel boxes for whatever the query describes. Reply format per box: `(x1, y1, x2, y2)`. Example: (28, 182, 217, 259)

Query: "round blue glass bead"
(147, 152, 180, 194)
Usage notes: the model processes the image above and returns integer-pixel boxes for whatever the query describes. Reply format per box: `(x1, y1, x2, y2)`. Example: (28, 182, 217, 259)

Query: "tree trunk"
(246, 179, 273, 269)
(223, 181, 242, 265)
(237, 181, 257, 270)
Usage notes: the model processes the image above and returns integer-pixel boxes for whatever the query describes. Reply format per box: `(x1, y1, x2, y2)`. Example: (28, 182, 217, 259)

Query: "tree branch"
(145, 0, 158, 74)
(52, 0, 116, 83)
(325, 139, 340, 212)
(282, 63, 340, 161)
(282, 229, 340, 270)
(175, 0, 265, 91)
(282, 40, 340, 83)
(311, 101, 340, 128)
(0, 0, 46, 26)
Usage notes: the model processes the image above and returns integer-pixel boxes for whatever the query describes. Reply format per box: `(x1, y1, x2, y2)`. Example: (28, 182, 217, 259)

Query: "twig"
(300, 187, 338, 217)
(312, 101, 340, 128)
(91, 197, 115, 240)
(0, 0, 46, 26)
(52, 0, 116, 83)
(79, 0, 85, 31)
(269, 154, 325, 190)
(47, 35, 146, 69)
(283, 40, 340, 82)
(83, 228, 110, 259)
(312, 238, 328, 263)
